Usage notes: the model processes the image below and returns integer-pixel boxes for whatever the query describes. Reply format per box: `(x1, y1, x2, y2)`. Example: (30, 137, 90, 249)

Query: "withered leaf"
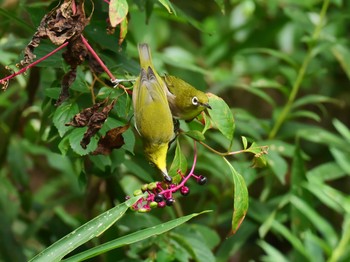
(92, 124, 130, 155)
(65, 99, 107, 127)
(56, 67, 77, 106)
(80, 99, 116, 149)
(19, 0, 90, 68)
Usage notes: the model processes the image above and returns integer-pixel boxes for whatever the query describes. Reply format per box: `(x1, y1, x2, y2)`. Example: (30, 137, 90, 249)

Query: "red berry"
(180, 186, 190, 196)
(158, 201, 166, 208)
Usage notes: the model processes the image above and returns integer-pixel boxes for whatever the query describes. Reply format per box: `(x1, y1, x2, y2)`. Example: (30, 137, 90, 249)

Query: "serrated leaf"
(184, 130, 205, 141)
(68, 128, 98, 156)
(109, 0, 129, 27)
(169, 140, 188, 181)
(207, 93, 235, 141)
(224, 158, 248, 235)
(53, 102, 79, 137)
(44, 87, 61, 99)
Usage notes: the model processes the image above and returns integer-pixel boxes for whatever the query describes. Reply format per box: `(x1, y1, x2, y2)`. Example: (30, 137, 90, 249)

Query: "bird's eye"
(192, 96, 199, 106)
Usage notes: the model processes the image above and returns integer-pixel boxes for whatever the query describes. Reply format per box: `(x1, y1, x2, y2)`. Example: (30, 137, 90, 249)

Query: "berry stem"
(158, 141, 198, 196)
(80, 35, 116, 82)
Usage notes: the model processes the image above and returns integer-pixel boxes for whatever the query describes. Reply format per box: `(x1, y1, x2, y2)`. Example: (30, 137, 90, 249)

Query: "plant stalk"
(268, 0, 330, 139)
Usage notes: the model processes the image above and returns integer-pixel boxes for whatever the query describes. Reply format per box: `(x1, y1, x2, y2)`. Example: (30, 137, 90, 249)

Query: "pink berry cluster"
(129, 171, 207, 212)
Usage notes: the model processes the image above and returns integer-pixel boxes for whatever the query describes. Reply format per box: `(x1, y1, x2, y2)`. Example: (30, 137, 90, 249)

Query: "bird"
(132, 43, 174, 182)
(162, 75, 211, 121)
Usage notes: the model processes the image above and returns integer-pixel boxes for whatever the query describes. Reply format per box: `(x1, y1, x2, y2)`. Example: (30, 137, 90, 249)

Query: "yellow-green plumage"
(133, 44, 174, 182)
(163, 75, 211, 121)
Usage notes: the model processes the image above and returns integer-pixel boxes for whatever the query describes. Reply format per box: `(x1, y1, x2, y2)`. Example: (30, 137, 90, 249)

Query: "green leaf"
(258, 240, 289, 262)
(68, 128, 99, 156)
(184, 130, 206, 141)
(330, 147, 350, 174)
(331, 44, 350, 81)
(328, 214, 350, 262)
(297, 127, 349, 152)
(271, 220, 311, 260)
(240, 84, 277, 106)
(307, 161, 345, 181)
(290, 195, 338, 248)
(333, 119, 350, 143)
(53, 102, 79, 137)
(171, 231, 216, 262)
(288, 110, 321, 122)
(239, 47, 298, 68)
(214, 0, 225, 14)
(241, 136, 248, 150)
(169, 140, 188, 181)
(224, 158, 249, 235)
(292, 94, 340, 109)
(44, 87, 61, 99)
(109, 0, 129, 27)
(62, 211, 211, 262)
(207, 93, 235, 141)
(158, 0, 177, 15)
(303, 180, 350, 214)
(245, 142, 268, 168)
(267, 149, 288, 184)
(162, 46, 208, 74)
(29, 196, 142, 262)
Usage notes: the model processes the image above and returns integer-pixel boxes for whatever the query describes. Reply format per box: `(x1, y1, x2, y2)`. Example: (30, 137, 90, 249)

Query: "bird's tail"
(138, 43, 153, 70)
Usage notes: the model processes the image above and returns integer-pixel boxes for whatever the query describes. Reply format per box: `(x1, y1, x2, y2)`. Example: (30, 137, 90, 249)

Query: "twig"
(0, 42, 69, 85)
(80, 35, 116, 82)
(268, 0, 330, 139)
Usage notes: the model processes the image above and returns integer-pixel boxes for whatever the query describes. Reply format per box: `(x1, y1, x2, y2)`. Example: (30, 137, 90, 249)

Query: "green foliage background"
(1, 0, 350, 261)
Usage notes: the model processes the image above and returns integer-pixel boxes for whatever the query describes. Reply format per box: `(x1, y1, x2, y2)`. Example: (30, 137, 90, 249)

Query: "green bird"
(162, 75, 211, 121)
(133, 43, 174, 182)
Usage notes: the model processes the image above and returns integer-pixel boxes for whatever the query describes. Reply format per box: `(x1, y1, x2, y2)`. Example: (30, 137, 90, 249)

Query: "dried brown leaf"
(65, 100, 107, 127)
(78, 99, 116, 149)
(19, 0, 90, 67)
(92, 124, 130, 155)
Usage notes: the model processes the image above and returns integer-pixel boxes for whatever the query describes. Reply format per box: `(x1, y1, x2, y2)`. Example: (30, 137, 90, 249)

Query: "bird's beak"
(161, 170, 173, 183)
(202, 103, 212, 110)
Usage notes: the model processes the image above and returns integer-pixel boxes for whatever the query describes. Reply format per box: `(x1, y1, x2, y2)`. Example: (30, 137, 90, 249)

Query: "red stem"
(159, 141, 198, 195)
(0, 42, 69, 84)
(80, 35, 116, 81)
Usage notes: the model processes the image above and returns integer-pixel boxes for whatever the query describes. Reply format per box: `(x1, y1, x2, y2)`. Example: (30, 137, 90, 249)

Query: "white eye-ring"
(192, 96, 199, 106)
